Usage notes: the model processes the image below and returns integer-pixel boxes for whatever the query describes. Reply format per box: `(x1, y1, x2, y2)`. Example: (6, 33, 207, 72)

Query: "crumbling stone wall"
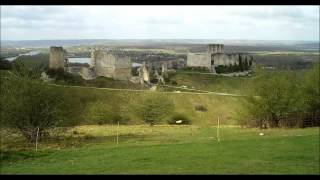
(139, 62, 150, 84)
(141, 58, 186, 70)
(65, 66, 82, 74)
(208, 44, 224, 54)
(79, 67, 96, 80)
(90, 49, 97, 68)
(187, 53, 211, 69)
(91, 50, 132, 80)
(187, 44, 254, 73)
(49, 47, 65, 69)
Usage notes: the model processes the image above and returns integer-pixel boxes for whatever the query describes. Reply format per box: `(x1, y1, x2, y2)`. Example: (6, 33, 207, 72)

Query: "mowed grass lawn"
(1, 126, 319, 174)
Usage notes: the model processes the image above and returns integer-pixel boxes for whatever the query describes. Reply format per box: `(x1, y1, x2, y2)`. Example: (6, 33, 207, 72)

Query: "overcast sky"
(1, 5, 319, 41)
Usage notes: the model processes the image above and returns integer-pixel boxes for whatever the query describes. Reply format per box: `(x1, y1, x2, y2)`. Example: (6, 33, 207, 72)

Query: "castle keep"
(187, 44, 254, 73)
(49, 47, 66, 69)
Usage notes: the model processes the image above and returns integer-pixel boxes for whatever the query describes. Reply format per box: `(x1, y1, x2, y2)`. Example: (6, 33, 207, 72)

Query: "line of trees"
(215, 58, 252, 74)
(242, 62, 319, 128)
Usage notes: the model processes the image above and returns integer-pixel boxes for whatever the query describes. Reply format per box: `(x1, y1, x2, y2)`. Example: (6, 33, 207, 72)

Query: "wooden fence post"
(116, 121, 119, 147)
(36, 127, 39, 151)
(217, 116, 220, 142)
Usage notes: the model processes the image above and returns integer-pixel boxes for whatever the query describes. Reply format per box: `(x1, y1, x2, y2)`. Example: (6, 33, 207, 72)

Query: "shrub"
(170, 80, 178, 85)
(83, 134, 95, 140)
(46, 68, 85, 86)
(136, 94, 174, 126)
(167, 113, 191, 125)
(195, 105, 208, 112)
(0, 62, 69, 142)
(85, 101, 130, 125)
(0, 58, 12, 70)
(72, 130, 83, 135)
(150, 78, 158, 84)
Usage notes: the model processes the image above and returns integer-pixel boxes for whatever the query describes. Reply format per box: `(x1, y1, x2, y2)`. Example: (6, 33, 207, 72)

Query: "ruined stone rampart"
(187, 53, 211, 69)
(49, 47, 65, 69)
(187, 44, 254, 73)
(92, 50, 132, 80)
(79, 67, 96, 80)
(90, 49, 97, 68)
(208, 44, 224, 54)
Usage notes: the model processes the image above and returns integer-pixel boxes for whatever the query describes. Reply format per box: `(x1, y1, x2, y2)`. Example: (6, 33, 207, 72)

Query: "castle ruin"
(91, 50, 132, 81)
(49, 47, 153, 83)
(187, 44, 254, 74)
(48, 44, 250, 85)
(49, 47, 67, 69)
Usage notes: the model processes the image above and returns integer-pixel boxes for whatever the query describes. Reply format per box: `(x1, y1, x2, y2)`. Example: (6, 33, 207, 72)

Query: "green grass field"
(1, 126, 319, 174)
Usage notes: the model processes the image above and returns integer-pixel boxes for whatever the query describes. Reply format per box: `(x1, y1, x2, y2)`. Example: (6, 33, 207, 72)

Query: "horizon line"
(1, 38, 319, 42)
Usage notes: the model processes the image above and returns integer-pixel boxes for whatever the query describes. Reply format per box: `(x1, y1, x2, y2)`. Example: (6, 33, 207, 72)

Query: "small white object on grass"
(259, 133, 264, 136)
(175, 120, 182, 124)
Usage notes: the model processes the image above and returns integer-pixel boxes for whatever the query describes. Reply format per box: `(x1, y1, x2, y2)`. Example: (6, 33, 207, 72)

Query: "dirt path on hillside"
(3, 71, 247, 97)
(48, 83, 246, 97)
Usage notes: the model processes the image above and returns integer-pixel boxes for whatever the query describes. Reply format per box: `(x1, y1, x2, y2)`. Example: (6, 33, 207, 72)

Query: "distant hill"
(1, 39, 319, 52)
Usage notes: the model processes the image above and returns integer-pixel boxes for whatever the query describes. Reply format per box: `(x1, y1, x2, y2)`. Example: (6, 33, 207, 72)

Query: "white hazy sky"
(1, 5, 319, 41)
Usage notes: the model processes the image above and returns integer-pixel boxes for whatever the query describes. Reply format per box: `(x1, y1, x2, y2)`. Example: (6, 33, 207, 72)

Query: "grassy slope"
(58, 85, 245, 126)
(1, 126, 319, 174)
(169, 71, 253, 95)
(13, 54, 49, 70)
(54, 76, 148, 90)
(0, 70, 246, 126)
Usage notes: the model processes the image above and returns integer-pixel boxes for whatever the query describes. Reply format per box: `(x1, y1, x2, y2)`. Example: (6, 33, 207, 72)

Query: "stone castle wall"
(49, 47, 65, 69)
(113, 68, 132, 81)
(92, 50, 132, 80)
(90, 49, 97, 68)
(79, 67, 96, 80)
(187, 44, 254, 73)
(212, 53, 253, 66)
(94, 51, 115, 78)
(112, 54, 132, 80)
(208, 44, 224, 54)
(187, 53, 211, 69)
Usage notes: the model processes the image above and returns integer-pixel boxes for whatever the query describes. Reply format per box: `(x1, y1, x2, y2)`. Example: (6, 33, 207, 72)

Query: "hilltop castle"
(48, 44, 254, 84)
(187, 44, 254, 73)
(48, 47, 175, 84)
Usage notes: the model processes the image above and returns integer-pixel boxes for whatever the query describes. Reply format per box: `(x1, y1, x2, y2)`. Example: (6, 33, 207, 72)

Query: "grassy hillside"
(13, 54, 49, 70)
(0, 68, 307, 127)
(0, 69, 246, 126)
(54, 76, 148, 90)
(168, 71, 253, 95)
(56, 85, 246, 126)
(1, 126, 318, 174)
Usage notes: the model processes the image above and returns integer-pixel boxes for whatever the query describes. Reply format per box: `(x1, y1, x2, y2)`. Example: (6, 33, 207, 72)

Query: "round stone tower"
(208, 44, 224, 54)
